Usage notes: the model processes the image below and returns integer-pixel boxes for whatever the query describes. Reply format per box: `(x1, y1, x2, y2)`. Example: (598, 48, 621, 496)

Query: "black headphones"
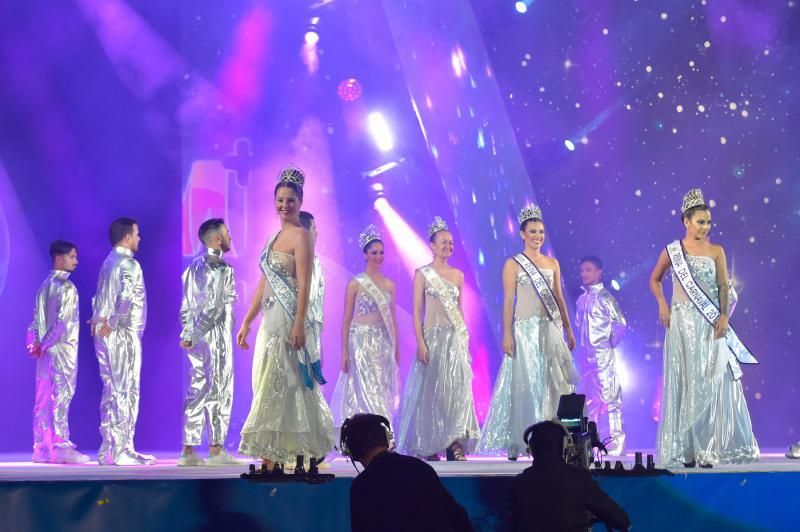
(523, 420, 572, 459)
(340, 414, 394, 462)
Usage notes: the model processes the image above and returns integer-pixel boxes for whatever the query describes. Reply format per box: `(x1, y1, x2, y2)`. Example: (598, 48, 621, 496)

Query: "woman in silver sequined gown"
(650, 198, 759, 468)
(236, 169, 334, 469)
(478, 213, 578, 459)
(331, 234, 399, 428)
(395, 220, 480, 461)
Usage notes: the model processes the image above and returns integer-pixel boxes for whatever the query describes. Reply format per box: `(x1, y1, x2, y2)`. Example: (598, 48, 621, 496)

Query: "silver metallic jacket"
(179, 248, 237, 446)
(92, 246, 149, 465)
(28, 270, 79, 353)
(576, 283, 627, 353)
(92, 247, 147, 334)
(27, 270, 80, 451)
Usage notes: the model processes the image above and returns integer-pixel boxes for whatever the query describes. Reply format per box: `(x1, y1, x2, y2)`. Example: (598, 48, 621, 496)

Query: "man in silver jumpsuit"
(575, 256, 627, 456)
(178, 219, 239, 466)
(26, 241, 90, 464)
(91, 218, 156, 465)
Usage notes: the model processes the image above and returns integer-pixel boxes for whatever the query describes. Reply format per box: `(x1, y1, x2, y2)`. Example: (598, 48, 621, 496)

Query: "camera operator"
(511, 421, 630, 531)
(342, 414, 474, 532)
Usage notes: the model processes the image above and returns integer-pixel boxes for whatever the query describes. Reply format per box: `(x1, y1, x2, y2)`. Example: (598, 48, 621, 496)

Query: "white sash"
(513, 253, 563, 328)
(259, 233, 326, 389)
(419, 266, 470, 359)
(354, 273, 396, 359)
(666, 240, 757, 367)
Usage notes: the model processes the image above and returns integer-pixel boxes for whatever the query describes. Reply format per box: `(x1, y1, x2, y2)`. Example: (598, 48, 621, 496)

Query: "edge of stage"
(1, 451, 796, 531)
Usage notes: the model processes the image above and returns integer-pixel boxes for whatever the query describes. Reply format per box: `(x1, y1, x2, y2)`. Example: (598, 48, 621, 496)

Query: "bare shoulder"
(544, 255, 560, 270)
(710, 242, 726, 258)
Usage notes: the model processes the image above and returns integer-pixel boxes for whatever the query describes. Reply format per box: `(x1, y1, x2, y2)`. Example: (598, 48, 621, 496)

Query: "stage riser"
(0, 474, 793, 531)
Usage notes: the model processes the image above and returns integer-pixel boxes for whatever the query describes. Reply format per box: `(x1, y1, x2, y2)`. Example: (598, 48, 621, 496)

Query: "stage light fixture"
(368, 112, 394, 152)
(515, 1, 528, 13)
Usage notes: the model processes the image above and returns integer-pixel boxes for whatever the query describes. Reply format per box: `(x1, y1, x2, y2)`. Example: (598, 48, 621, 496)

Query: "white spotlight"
(515, 1, 528, 13)
(304, 31, 319, 46)
(564, 139, 576, 151)
(368, 112, 394, 152)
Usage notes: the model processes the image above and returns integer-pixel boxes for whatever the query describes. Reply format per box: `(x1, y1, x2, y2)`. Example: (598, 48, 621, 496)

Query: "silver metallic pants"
(33, 346, 78, 452)
(584, 347, 625, 455)
(181, 342, 233, 446)
(95, 328, 142, 464)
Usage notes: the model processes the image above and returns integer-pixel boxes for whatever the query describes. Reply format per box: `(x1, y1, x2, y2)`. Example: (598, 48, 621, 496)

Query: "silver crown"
(277, 164, 306, 188)
(681, 188, 705, 213)
(358, 224, 382, 250)
(427, 216, 449, 238)
(517, 204, 543, 225)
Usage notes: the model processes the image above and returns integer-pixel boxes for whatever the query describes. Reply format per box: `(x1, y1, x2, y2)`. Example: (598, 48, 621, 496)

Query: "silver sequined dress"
(238, 248, 334, 462)
(657, 255, 759, 467)
(331, 282, 399, 426)
(478, 268, 578, 456)
(395, 274, 480, 456)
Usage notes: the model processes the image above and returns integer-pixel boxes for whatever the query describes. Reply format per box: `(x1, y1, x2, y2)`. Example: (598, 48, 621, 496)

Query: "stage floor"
(2, 450, 798, 531)
(0, 450, 796, 481)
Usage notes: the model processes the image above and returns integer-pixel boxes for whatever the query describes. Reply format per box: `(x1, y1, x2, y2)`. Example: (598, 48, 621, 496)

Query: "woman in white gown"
(649, 188, 759, 468)
(395, 217, 480, 461)
(331, 224, 399, 429)
(478, 204, 579, 460)
(236, 166, 334, 473)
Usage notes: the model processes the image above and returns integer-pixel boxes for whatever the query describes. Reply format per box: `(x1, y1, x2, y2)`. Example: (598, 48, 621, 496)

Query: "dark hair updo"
(519, 217, 544, 232)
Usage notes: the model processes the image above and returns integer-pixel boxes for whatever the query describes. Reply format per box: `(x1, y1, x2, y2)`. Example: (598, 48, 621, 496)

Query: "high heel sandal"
(446, 442, 467, 462)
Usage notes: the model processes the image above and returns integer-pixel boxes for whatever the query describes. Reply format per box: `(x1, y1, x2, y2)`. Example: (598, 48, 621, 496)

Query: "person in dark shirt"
(342, 413, 474, 532)
(511, 421, 631, 532)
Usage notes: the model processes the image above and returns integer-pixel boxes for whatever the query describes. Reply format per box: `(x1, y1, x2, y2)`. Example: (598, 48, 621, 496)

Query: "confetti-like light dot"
(580, 136, 588, 144)
(749, 236, 756, 243)
(763, 49, 770, 56)
(720, 136, 727, 144)
(704, 41, 711, 48)
(771, 258, 777, 264)
(645, 65, 653, 73)
(625, 104, 632, 110)
(574, 102, 581, 108)
(741, 109, 749, 117)
(720, 15, 727, 22)
(524, 53, 532, 60)
(615, 81, 622, 87)
(689, 60, 695, 67)
(776, 177, 783, 184)
(634, 189, 642, 197)
(594, 198, 600, 205)
(671, 209, 677, 215)
(564, 59, 572, 68)
(564, 139, 576, 151)
(755, 392, 762, 400)
(672, 128, 678, 134)
(539, 86, 546, 93)
(645, 354, 652, 361)
(733, 204, 739, 211)
(676, 105, 684, 113)
(657, 92, 664, 98)
(602, 28, 609, 35)
(729, 102, 738, 110)
(763, 197, 770, 204)
(698, 104, 706, 112)
(709, 199, 717, 207)
(660, 12, 668, 20)
(521, 60, 528, 67)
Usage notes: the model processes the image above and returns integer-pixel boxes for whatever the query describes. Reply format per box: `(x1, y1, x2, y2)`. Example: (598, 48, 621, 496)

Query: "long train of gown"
(478, 268, 578, 456)
(239, 250, 334, 462)
(657, 255, 759, 467)
(395, 276, 480, 456)
(331, 285, 399, 426)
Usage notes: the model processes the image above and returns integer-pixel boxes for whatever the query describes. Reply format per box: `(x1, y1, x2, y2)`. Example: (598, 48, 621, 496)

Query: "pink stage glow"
(218, 7, 273, 114)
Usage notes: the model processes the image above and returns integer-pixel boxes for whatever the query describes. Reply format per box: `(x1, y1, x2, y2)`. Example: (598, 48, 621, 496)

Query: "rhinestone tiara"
(681, 188, 705, 214)
(517, 204, 543, 225)
(358, 224, 382, 250)
(427, 216, 449, 238)
(277, 164, 306, 188)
